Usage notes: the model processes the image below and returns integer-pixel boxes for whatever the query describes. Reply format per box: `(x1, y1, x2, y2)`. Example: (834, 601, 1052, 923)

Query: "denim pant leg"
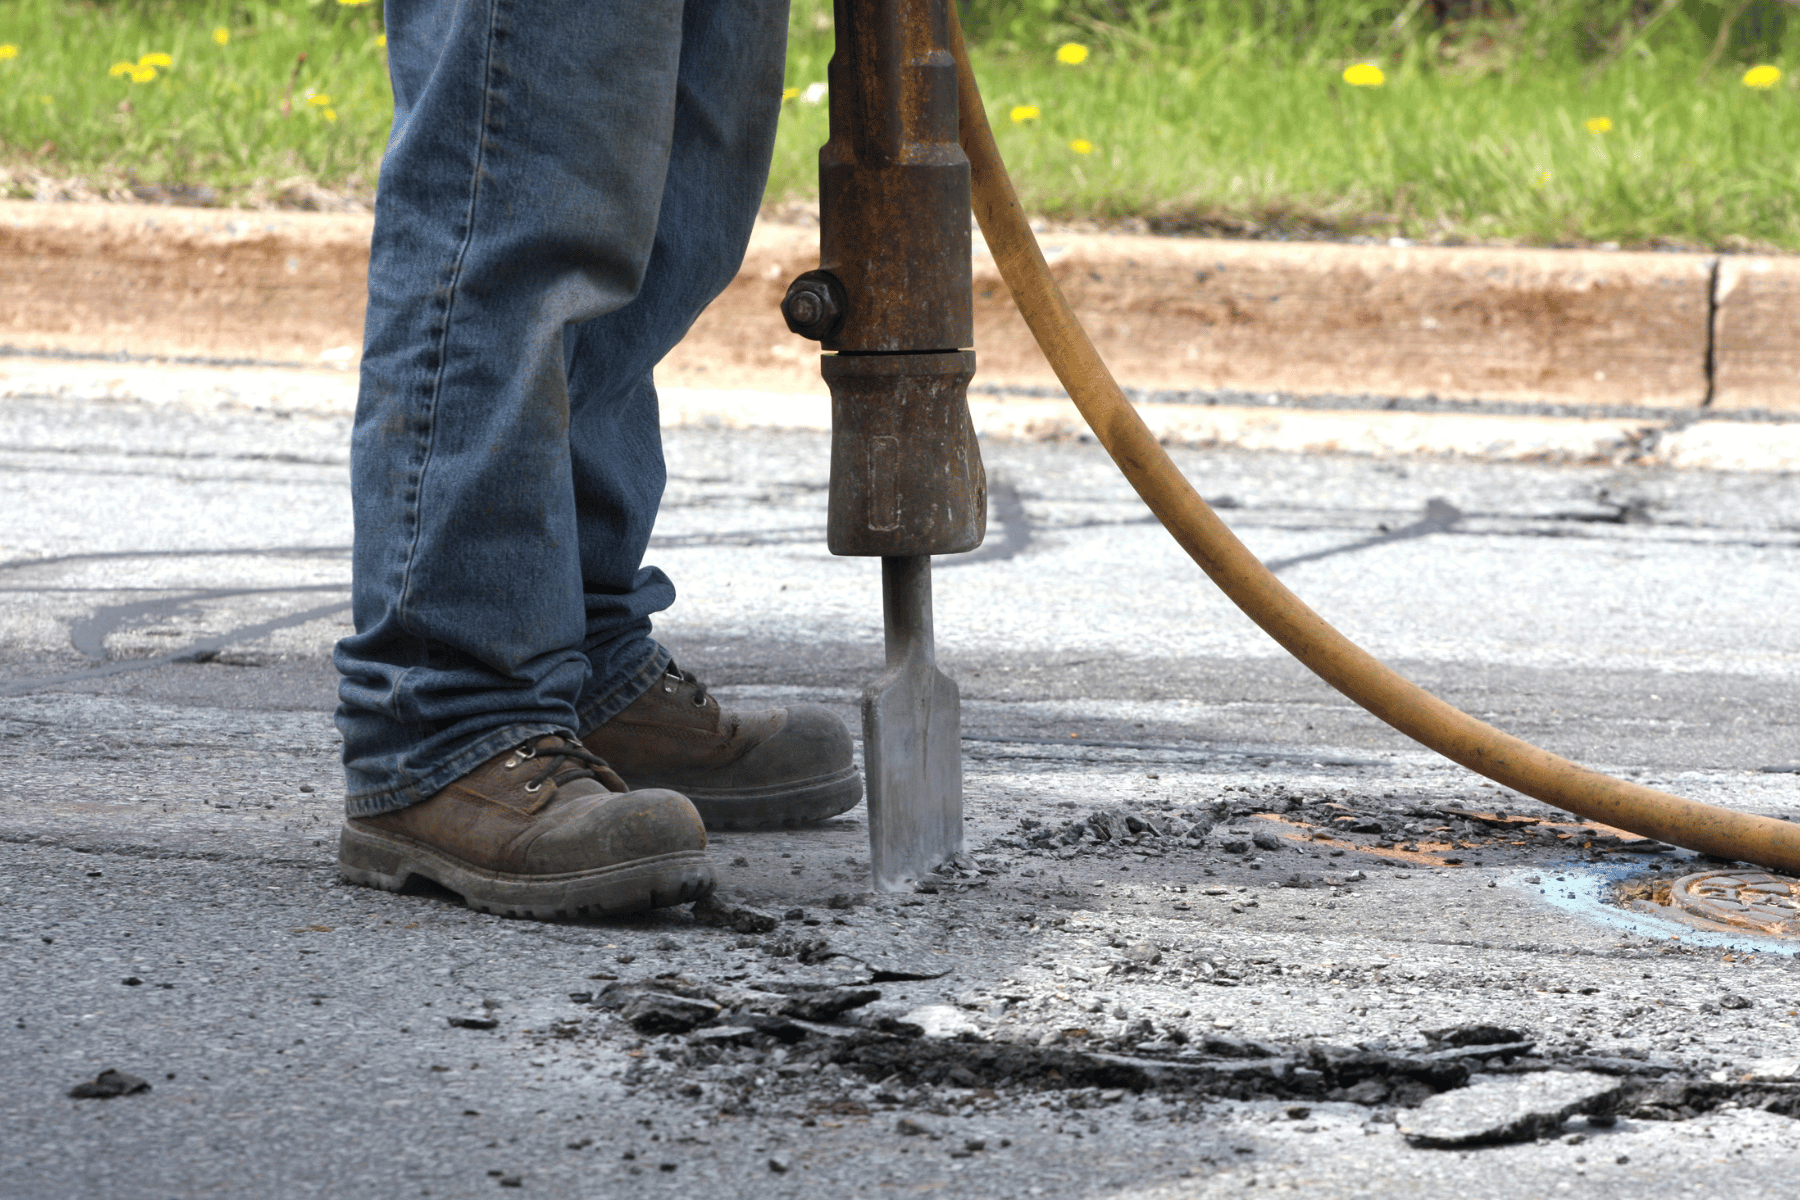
(567, 0, 791, 736)
(335, 0, 789, 816)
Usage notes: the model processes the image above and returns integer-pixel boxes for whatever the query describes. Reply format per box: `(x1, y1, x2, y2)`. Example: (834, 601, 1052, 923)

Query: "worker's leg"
(558, 0, 860, 831)
(560, 0, 790, 730)
(334, 0, 698, 815)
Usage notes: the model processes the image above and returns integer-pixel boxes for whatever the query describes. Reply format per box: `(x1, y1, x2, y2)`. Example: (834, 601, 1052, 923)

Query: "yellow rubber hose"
(947, 13, 1800, 874)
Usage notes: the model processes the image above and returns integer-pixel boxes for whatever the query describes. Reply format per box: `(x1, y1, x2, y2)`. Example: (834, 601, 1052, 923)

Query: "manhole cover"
(1668, 870, 1800, 938)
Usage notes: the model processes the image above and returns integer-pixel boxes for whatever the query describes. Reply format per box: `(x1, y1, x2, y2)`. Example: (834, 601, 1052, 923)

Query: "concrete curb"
(0, 201, 370, 364)
(670, 222, 1800, 419)
(3, 200, 1797, 468)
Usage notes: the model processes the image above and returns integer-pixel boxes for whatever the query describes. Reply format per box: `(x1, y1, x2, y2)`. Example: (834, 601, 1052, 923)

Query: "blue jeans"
(334, 0, 790, 816)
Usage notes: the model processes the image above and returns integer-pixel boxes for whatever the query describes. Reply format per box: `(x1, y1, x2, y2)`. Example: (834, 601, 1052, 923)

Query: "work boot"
(582, 662, 862, 831)
(337, 734, 714, 919)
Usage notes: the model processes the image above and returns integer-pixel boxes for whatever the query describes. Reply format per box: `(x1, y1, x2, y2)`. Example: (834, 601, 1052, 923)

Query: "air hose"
(946, 14, 1800, 875)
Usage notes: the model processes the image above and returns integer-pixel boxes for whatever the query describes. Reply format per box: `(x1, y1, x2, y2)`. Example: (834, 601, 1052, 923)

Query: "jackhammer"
(784, 0, 1800, 888)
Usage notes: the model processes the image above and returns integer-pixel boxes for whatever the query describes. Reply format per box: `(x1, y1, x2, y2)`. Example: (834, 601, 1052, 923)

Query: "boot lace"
(512, 736, 622, 794)
(666, 662, 710, 708)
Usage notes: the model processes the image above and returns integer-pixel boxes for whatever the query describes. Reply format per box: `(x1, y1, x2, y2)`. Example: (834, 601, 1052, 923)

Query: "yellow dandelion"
(338, 0, 376, 6)
(1055, 43, 1088, 66)
(130, 65, 157, 83)
(0, 44, 18, 60)
(1743, 64, 1782, 89)
(1342, 63, 1385, 88)
(1069, 138, 1094, 154)
(309, 93, 333, 107)
(781, 86, 800, 101)
(138, 52, 173, 68)
(108, 61, 136, 78)
(1585, 116, 1613, 134)
(375, 34, 388, 48)
(1010, 104, 1041, 124)
(213, 27, 230, 46)
(324, 109, 339, 124)
(39, 93, 53, 106)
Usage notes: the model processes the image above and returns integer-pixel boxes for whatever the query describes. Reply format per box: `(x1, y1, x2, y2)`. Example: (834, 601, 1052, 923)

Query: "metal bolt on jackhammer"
(781, 270, 846, 342)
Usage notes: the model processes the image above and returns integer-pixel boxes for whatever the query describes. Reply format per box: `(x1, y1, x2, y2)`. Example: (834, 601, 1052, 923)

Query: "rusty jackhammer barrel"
(783, 0, 984, 890)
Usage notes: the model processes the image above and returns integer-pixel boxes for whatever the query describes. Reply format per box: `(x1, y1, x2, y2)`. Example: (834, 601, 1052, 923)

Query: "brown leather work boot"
(337, 734, 714, 919)
(581, 663, 862, 831)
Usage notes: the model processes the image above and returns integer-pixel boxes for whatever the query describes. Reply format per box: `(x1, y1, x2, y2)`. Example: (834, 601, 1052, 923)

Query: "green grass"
(0, 0, 388, 203)
(5, 1, 1800, 249)
(770, 1, 1800, 249)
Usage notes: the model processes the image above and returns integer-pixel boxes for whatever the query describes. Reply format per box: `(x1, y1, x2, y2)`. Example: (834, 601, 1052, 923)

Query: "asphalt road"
(2, 376, 1799, 1199)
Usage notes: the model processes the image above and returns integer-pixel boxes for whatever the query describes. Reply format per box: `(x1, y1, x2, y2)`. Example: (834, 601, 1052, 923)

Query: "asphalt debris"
(1399, 1071, 1628, 1147)
(448, 1015, 500, 1030)
(1424, 1023, 1531, 1049)
(621, 991, 724, 1035)
(67, 1069, 151, 1099)
(690, 892, 780, 934)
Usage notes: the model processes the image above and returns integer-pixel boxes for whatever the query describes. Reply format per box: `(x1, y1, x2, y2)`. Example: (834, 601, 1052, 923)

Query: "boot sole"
(336, 823, 715, 919)
(675, 765, 864, 832)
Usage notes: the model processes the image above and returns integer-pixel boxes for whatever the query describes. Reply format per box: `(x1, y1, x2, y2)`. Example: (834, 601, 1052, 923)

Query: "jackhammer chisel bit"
(781, 0, 985, 891)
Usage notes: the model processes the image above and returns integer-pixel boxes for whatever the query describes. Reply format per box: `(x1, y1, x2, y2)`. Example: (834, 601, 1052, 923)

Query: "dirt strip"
(2, 199, 1796, 414)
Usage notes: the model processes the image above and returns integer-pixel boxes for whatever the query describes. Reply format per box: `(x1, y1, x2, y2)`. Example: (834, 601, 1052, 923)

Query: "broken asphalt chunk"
(841, 1001, 927, 1036)
(689, 893, 780, 934)
(595, 975, 716, 1007)
(902, 1005, 985, 1040)
(1310, 1046, 1469, 1106)
(1560, 1053, 1681, 1077)
(834, 1039, 1292, 1095)
(1435, 806, 1538, 830)
(864, 962, 954, 982)
(1423, 1041, 1537, 1064)
(687, 1025, 761, 1047)
(621, 991, 723, 1035)
(774, 986, 882, 1022)
(447, 1016, 500, 1030)
(1742, 1057, 1800, 1082)
(1424, 1023, 1531, 1048)
(68, 1069, 151, 1099)
(1198, 1034, 1284, 1059)
(763, 932, 834, 962)
(829, 935, 955, 981)
(1086, 811, 1133, 842)
(1400, 1071, 1628, 1148)
(1122, 942, 1162, 966)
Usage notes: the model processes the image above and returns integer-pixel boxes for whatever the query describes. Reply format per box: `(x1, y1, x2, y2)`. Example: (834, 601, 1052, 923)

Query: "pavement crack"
(1264, 498, 1464, 573)
(2, 595, 351, 697)
(0, 831, 326, 867)
(68, 586, 351, 660)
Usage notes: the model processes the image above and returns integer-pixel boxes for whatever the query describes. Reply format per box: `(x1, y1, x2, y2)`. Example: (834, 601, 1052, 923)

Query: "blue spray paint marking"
(1507, 856, 1800, 958)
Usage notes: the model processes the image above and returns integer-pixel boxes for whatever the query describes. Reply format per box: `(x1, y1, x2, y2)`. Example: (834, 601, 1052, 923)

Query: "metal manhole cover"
(1669, 870, 1800, 938)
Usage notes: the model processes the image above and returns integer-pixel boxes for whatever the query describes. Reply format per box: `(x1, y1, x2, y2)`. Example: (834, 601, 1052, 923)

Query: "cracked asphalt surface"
(2, 377, 1799, 1198)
